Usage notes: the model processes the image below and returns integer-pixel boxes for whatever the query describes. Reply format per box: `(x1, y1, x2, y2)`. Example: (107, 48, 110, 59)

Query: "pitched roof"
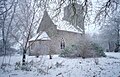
(29, 31, 51, 42)
(56, 20, 83, 34)
(37, 10, 55, 33)
(57, 29, 82, 34)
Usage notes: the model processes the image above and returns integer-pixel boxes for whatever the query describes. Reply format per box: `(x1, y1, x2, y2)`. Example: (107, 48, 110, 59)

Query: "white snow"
(29, 31, 51, 42)
(105, 52, 120, 58)
(56, 20, 83, 34)
(0, 52, 120, 77)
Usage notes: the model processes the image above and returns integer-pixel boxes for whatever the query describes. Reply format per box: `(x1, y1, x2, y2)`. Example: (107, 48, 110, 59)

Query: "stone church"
(29, 4, 84, 56)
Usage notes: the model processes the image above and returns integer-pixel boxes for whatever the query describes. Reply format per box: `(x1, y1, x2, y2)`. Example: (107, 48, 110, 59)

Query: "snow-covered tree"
(99, 10, 120, 52)
(0, 0, 18, 55)
(10, 0, 44, 66)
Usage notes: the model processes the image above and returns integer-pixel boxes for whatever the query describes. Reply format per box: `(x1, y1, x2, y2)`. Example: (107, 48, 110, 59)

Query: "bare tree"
(94, 0, 119, 24)
(0, 0, 18, 65)
(10, 0, 43, 66)
(99, 10, 120, 52)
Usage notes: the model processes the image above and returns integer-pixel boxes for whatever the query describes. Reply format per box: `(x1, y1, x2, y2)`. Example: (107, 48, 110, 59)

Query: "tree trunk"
(22, 49, 26, 65)
(49, 54, 52, 59)
(115, 23, 119, 52)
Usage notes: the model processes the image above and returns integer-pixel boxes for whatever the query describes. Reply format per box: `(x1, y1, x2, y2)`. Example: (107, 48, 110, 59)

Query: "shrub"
(15, 61, 32, 71)
(59, 42, 106, 58)
(59, 46, 73, 57)
(59, 45, 80, 58)
(91, 43, 106, 57)
(59, 35, 106, 58)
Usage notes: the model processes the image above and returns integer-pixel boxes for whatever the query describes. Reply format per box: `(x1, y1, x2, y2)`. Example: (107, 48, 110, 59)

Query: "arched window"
(61, 38, 65, 49)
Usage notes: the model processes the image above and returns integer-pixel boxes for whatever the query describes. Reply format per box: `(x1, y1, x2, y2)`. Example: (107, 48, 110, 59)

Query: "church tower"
(63, 3, 85, 34)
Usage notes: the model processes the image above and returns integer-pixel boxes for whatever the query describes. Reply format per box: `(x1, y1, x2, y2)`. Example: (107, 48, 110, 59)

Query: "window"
(61, 38, 65, 49)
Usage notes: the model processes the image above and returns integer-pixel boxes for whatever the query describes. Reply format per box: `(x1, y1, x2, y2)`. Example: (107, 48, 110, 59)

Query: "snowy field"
(0, 52, 120, 77)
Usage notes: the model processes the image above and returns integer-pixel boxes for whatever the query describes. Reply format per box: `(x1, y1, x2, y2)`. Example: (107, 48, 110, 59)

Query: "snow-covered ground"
(0, 52, 120, 77)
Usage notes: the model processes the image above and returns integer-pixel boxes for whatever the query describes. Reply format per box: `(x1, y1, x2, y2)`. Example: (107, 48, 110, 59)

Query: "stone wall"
(51, 30, 82, 53)
(29, 30, 83, 56)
